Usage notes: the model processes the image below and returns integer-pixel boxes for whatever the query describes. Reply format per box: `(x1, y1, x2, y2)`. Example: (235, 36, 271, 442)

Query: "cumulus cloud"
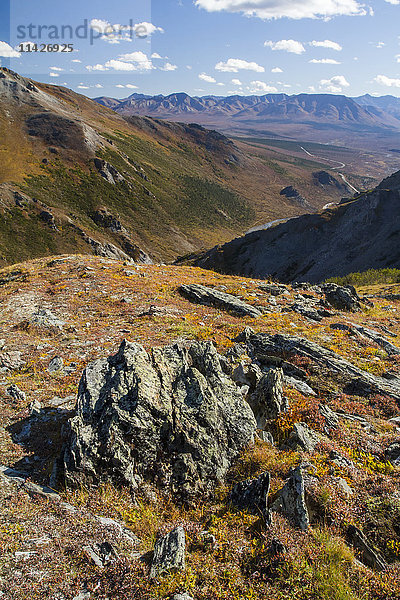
(231, 78, 242, 85)
(265, 40, 305, 54)
(215, 58, 264, 72)
(319, 75, 350, 92)
(49, 72, 59, 78)
(309, 40, 342, 51)
(77, 84, 90, 89)
(374, 74, 400, 87)
(247, 80, 278, 93)
(115, 83, 139, 89)
(199, 72, 217, 82)
(195, 0, 366, 20)
(160, 62, 177, 71)
(0, 41, 20, 57)
(87, 51, 153, 72)
(71, 59, 82, 63)
(89, 19, 163, 43)
(50, 66, 64, 71)
(309, 58, 341, 64)
(271, 67, 283, 73)
(151, 52, 163, 59)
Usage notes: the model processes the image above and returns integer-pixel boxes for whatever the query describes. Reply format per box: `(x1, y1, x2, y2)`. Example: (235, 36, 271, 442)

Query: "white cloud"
(217, 82, 225, 86)
(309, 40, 342, 51)
(105, 59, 140, 71)
(151, 52, 163, 59)
(376, 42, 386, 48)
(116, 84, 126, 88)
(199, 72, 217, 83)
(86, 63, 108, 72)
(86, 52, 153, 72)
(71, 59, 82, 63)
(195, 0, 366, 20)
(265, 40, 305, 54)
(77, 85, 90, 89)
(385, 0, 400, 4)
(215, 58, 264, 72)
(231, 78, 242, 85)
(0, 41, 20, 58)
(49, 72, 59, 78)
(160, 62, 178, 71)
(89, 19, 163, 43)
(374, 74, 400, 88)
(247, 80, 278, 93)
(309, 58, 341, 64)
(271, 67, 283, 73)
(94, 84, 103, 88)
(396, 55, 400, 63)
(50, 66, 64, 71)
(320, 75, 350, 92)
(126, 84, 138, 89)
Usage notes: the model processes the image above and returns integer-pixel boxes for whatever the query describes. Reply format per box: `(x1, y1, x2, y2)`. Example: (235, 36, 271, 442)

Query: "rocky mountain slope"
(0, 68, 347, 268)
(195, 169, 400, 283)
(95, 91, 400, 148)
(1, 255, 400, 598)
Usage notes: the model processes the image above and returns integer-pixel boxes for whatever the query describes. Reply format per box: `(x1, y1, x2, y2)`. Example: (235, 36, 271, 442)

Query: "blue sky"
(0, 0, 400, 98)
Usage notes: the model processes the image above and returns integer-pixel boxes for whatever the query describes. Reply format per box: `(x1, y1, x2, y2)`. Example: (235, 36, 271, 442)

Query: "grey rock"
(150, 526, 185, 579)
(258, 283, 288, 296)
(48, 356, 64, 373)
(6, 384, 26, 402)
(323, 284, 361, 312)
(230, 471, 270, 521)
(336, 478, 353, 498)
(249, 368, 284, 428)
(179, 284, 262, 318)
(271, 465, 310, 531)
(0, 351, 24, 370)
(385, 442, 400, 465)
(73, 593, 90, 600)
(83, 542, 117, 568)
(319, 404, 339, 431)
(29, 308, 65, 331)
(284, 423, 320, 453)
(171, 593, 194, 600)
(285, 376, 316, 396)
(347, 525, 386, 571)
(235, 329, 400, 402)
(63, 339, 256, 500)
(93, 158, 125, 184)
(331, 322, 400, 356)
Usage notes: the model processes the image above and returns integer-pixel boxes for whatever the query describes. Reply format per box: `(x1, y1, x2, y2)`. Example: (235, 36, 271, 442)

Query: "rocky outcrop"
(313, 170, 350, 193)
(236, 328, 400, 402)
(93, 158, 125, 184)
(150, 527, 186, 579)
(284, 423, 320, 453)
(179, 284, 262, 318)
(63, 339, 256, 500)
(322, 284, 361, 312)
(249, 368, 285, 428)
(280, 186, 311, 210)
(347, 525, 387, 571)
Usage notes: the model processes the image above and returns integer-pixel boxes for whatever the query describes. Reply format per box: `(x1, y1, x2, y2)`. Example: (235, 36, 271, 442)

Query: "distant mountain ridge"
(95, 91, 400, 132)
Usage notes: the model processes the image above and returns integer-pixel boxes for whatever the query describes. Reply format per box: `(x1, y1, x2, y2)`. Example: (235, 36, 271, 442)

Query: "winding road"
(299, 145, 359, 194)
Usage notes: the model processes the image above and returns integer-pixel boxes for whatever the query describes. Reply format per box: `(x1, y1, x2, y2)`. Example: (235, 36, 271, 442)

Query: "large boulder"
(322, 283, 361, 312)
(179, 284, 262, 318)
(63, 340, 256, 500)
(150, 527, 186, 579)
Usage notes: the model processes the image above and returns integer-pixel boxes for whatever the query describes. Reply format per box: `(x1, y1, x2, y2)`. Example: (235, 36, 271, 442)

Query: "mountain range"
(95, 92, 400, 149)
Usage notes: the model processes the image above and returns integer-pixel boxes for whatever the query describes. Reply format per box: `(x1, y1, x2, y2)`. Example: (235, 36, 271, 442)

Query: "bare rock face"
(63, 339, 256, 500)
(249, 368, 285, 428)
(150, 527, 186, 579)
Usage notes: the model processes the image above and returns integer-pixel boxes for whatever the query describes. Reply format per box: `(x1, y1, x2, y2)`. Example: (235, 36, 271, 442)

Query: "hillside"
(95, 91, 400, 150)
(195, 169, 400, 283)
(0, 68, 354, 268)
(1, 254, 400, 598)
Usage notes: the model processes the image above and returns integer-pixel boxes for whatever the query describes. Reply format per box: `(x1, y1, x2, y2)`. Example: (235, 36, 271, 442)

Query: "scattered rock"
(63, 339, 256, 500)
(29, 308, 65, 331)
(285, 376, 316, 396)
(90, 208, 125, 233)
(0, 269, 28, 286)
(93, 158, 125, 185)
(347, 525, 386, 571)
(179, 284, 262, 318)
(230, 471, 270, 521)
(284, 423, 320, 453)
(323, 284, 361, 312)
(385, 442, 400, 465)
(171, 593, 194, 600)
(6, 384, 26, 403)
(39, 210, 58, 230)
(150, 526, 186, 579)
(331, 322, 400, 356)
(271, 466, 310, 531)
(319, 404, 339, 431)
(83, 542, 117, 568)
(259, 283, 289, 296)
(0, 350, 25, 370)
(48, 356, 64, 373)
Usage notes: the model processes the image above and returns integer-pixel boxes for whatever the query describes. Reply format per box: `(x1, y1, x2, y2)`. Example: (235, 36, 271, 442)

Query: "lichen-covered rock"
(249, 368, 284, 428)
(150, 526, 186, 579)
(284, 423, 320, 453)
(230, 471, 270, 521)
(63, 339, 256, 500)
(271, 465, 310, 531)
